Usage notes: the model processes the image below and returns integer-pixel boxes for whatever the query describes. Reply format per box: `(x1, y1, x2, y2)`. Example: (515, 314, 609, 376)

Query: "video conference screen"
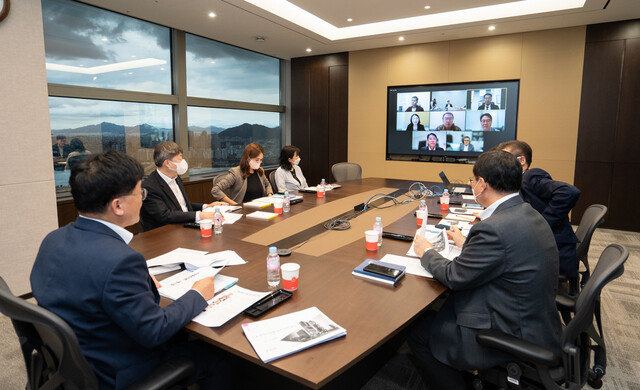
(386, 80, 519, 160)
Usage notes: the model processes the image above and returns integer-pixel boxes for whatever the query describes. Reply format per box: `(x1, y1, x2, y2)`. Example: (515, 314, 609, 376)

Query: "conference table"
(130, 178, 450, 389)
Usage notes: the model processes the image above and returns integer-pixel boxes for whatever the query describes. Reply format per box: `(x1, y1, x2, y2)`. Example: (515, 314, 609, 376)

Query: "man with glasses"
(409, 151, 560, 389)
(31, 151, 229, 389)
(495, 140, 581, 281)
(140, 141, 227, 231)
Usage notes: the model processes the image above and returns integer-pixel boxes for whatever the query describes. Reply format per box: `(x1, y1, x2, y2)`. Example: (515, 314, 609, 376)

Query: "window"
(42, 0, 171, 93)
(187, 107, 281, 174)
(186, 34, 280, 105)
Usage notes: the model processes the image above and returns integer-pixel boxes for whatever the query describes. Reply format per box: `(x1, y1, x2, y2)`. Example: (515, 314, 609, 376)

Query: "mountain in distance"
(189, 125, 227, 134)
(218, 123, 280, 139)
(51, 122, 172, 136)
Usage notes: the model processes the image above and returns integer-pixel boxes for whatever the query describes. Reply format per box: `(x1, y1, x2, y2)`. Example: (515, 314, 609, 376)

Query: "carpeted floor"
(1, 227, 638, 390)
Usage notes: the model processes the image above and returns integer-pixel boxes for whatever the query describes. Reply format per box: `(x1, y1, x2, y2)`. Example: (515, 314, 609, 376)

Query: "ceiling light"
(424, 5, 431, 9)
(45, 58, 167, 75)
(398, 36, 405, 41)
(208, 12, 216, 17)
(306, 48, 312, 52)
(101, 38, 108, 42)
(347, 18, 353, 22)
(210, 60, 216, 64)
(488, 25, 496, 30)
(255, 36, 265, 41)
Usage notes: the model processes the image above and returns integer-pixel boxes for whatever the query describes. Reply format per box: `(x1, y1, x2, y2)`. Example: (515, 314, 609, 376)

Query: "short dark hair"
(484, 93, 492, 98)
(153, 141, 183, 167)
(480, 113, 492, 121)
(472, 151, 522, 193)
(493, 140, 533, 167)
(279, 145, 300, 170)
(427, 133, 438, 141)
(56, 135, 66, 141)
(70, 151, 144, 214)
(69, 138, 86, 152)
(442, 112, 454, 119)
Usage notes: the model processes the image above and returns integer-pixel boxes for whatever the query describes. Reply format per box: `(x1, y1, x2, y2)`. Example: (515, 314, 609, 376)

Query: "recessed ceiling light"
(347, 18, 353, 22)
(306, 48, 312, 52)
(210, 60, 216, 64)
(255, 36, 266, 42)
(398, 36, 405, 41)
(101, 38, 108, 42)
(208, 12, 216, 18)
(488, 25, 496, 31)
(424, 5, 431, 9)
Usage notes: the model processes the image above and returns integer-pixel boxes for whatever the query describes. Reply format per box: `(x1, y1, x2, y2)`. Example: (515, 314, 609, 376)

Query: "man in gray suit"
(409, 151, 561, 389)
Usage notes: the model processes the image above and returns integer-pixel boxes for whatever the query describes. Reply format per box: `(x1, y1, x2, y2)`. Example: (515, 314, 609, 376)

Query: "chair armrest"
(126, 356, 197, 390)
(555, 291, 576, 312)
(476, 329, 559, 367)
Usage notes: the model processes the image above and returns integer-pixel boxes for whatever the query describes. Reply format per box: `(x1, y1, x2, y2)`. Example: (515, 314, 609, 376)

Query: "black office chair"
(331, 162, 362, 182)
(474, 243, 628, 390)
(268, 170, 278, 193)
(573, 204, 607, 291)
(0, 277, 196, 390)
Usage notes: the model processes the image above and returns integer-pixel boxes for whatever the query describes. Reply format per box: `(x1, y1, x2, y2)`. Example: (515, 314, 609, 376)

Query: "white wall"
(0, 0, 58, 295)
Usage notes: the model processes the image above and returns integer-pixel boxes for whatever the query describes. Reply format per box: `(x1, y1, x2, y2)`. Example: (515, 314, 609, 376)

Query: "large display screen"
(386, 80, 519, 161)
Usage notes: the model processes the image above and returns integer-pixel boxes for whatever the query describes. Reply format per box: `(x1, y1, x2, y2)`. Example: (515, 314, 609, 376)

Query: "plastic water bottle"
(441, 189, 450, 211)
(267, 247, 281, 288)
(418, 199, 426, 213)
(373, 217, 383, 247)
(213, 207, 223, 234)
(283, 191, 291, 213)
(317, 179, 326, 198)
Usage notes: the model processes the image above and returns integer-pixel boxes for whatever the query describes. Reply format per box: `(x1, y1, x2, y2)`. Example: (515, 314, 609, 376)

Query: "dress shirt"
(478, 192, 519, 221)
(78, 215, 133, 244)
(157, 169, 203, 221)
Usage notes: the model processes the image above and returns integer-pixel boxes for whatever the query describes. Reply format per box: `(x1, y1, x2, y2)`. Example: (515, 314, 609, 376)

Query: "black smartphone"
(434, 224, 451, 230)
(363, 263, 401, 279)
(244, 289, 292, 318)
(183, 222, 200, 229)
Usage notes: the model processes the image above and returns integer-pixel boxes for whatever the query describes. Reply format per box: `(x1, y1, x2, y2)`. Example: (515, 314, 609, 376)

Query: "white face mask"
(293, 157, 301, 166)
(249, 159, 261, 170)
(168, 158, 188, 175)
(471, 179, 484, 201)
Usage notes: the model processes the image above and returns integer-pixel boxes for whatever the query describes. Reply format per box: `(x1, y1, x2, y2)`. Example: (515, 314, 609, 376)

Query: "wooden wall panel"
(615, 38, 640, 164)
(572, 162, 613, 226)
(328, 65, 349, 181)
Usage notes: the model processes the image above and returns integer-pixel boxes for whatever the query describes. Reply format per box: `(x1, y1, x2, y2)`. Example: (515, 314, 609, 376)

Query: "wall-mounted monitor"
(386, 80, 519, 162)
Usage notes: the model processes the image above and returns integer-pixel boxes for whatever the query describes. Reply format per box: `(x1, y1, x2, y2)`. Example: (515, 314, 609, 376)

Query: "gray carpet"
(1, 227, 638, 390)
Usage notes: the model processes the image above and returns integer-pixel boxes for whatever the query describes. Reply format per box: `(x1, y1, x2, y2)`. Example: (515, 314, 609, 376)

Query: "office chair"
(331, 162, 362, 182)
(0, 277, 196, 390)
(473, 243, 628, 390)
(268, 170, 278, 193)
(573, 204, 607, 291)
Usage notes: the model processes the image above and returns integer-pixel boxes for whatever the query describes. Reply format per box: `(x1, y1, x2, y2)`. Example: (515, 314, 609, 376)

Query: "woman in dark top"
(210, 142, 273, 205)
(406, 114, 425, 131)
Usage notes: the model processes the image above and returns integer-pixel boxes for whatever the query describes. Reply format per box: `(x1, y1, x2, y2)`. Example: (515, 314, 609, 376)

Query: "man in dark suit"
(52, 135, 71, 171)
(409, 151, 561, 389)
(405, 95, 425, 111)
(141, 141, 226, 231)
(497, 140, 581, 278)
(419, 133, 445, 151)
(30, 151, 228, 389)
(478, 93, 500, 110)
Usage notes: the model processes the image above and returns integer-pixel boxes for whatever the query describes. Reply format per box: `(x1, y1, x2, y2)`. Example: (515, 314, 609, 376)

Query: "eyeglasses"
(121, 188, 147, 201)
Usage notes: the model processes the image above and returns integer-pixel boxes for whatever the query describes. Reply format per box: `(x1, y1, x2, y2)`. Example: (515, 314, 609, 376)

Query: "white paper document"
(380, 254, 433, 278)
(158, 267, 226, 300)
(462, 195, 476, 200)
(241, 307, 347, 363)
(448, 207, 477, 215)
(149, 264, 181, 276)
(192, 285, 269, 328)
(147, 248, 208, 268)
(407, 228, 460, 260)
(203, 205, 242, 213)
(243, 197, 274, 208)
(246, 211, 278, 220)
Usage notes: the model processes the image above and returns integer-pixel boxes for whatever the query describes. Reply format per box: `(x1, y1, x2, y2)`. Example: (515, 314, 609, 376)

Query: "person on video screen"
(480, 113, 497, 131)
(406, 114, 426, 131)
(459, 136, 474, 151)
(420, 133, 444, 151)
(405, 96, 425, 112)
(445, 100, 454, 110)
(478, 93, 500, 110)
(435, 112, 461, 131)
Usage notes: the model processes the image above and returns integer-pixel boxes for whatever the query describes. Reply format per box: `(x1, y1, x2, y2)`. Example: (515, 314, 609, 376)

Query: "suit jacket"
(30, 218, 207, 389)
(520, 168, 581, 277)
(420, 196, 561, 369)
(52, 143, 71, 158)
(418, 141, 444, 151)
(405, 106, 424, 112)
(140, 170, 204, 231)
(406, 123, 425, 131)
(274, 165, 308, 192)
(478, 103, 500, 110)
(459, 143, 475, 151)
(211, 166, 272, 203)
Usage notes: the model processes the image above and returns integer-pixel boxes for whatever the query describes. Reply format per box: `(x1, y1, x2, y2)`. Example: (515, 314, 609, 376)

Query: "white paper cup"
(273, 199, 283, 214)
(281, 263, 300, 291)
(199, 219, 213, 237)
(365, 230, 379, 251)
(416, 210, 425, 227)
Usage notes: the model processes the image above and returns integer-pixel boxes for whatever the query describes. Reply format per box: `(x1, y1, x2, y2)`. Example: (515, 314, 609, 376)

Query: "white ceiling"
(78, 0, 640, 60)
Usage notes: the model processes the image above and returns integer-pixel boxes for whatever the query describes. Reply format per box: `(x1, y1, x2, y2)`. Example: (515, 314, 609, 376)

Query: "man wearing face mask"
(274, 145, 308, 192)
(409, 151, 560, 389)
(140, 141, 227, 231)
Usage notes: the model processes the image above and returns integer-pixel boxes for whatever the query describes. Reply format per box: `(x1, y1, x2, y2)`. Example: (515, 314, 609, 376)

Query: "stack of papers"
(158, 267, 238, 300)
(243, 197, 274, 208)
(242, 307, 346, 363)
(246, 211, 279, 220)
(147, 248, 247, 274)
(203, 205, 242, 213)
(193, 285, 269, 328)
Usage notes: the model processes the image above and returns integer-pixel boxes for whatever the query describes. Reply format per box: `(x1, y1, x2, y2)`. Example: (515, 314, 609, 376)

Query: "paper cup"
(273, 199, 283, 214)
(365, 230, 379, 251)
(440, 197, 450, 211)
(199, 219, 213, 237)
(281, 263, 300, 291)
(317, 187, 325, 198)
(416, 210, 425, 227)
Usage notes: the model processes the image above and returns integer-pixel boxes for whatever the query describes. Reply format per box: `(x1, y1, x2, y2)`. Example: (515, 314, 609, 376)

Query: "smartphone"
(434, 224, 451, 230)
(244, 289, 292, 318)
(363, 263, 402, 279)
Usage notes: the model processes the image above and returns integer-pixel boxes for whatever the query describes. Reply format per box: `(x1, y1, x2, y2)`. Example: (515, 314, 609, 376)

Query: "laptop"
(439, 171, 473, 195)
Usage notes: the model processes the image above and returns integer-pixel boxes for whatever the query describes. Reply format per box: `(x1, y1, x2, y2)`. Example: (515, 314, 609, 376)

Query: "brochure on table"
(246, 211, 279, 220)
(158, 267, 238, 300)
(192, 285, 269, 328)
(147, 248, 246, 272)
(242, 306, 347, 363)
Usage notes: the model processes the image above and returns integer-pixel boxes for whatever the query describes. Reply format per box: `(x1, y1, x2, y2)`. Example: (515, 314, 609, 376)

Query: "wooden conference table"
(130, 178, 449, 389)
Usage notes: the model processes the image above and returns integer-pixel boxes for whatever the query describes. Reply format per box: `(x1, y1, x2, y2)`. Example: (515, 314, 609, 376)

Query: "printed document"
(192, 285, 268, 328)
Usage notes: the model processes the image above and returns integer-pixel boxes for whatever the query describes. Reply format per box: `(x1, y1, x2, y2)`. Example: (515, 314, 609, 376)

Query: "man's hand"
(151, 274, 161, 289)
(413, 235, 433, 257)
(192, 277, 215, 301)
(447, 226, 466, 248)
(200, 211, 214, 220)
